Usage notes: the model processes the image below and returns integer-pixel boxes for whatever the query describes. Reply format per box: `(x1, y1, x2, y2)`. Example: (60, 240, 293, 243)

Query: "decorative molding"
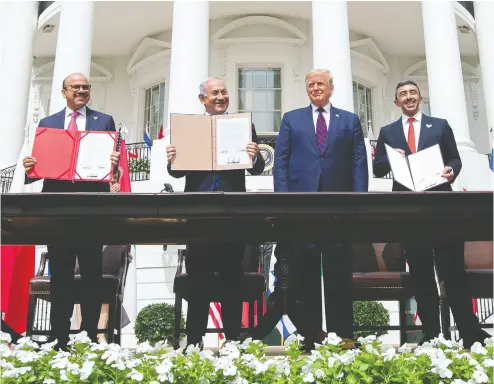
(32, 61, 113, 83)
(212, 16, 307, 47)
(468, 79, 479, 121)
(404, 60, 479, 79)
(350, 38, 389, 74)
(127, 38, 171, 75)
(293, 46, 302, 79)
(219, 44, 228, 78)
(31, 82, 42, 124)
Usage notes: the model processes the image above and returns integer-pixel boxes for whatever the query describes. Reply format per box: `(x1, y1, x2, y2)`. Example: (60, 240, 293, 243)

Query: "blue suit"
(31, 106, 116, 348)
(273, 104, 368, 342)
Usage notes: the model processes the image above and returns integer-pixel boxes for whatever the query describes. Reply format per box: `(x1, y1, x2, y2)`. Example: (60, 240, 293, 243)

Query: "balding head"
(61, 73, 91, 110)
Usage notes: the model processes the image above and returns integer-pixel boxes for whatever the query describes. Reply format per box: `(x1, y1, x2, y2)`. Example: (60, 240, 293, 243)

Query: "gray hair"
(199, 77, 224, 96)
(305, 69, 333, 88)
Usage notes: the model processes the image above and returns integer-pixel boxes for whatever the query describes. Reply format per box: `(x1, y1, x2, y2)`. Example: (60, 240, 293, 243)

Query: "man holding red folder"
(22, 73, 120, 350)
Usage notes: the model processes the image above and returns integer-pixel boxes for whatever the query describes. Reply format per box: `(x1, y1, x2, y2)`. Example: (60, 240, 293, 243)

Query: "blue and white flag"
(143, 131, 153, 149)
(268, 244, 296, 341)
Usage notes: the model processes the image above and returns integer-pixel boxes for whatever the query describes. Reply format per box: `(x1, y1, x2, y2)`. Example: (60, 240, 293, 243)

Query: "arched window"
(353, 81, 373, 137)
(143, 81, 165, 140)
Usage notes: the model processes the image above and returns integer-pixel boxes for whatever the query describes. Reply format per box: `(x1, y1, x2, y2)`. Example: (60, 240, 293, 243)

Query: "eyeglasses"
(64, 84, 91, 91)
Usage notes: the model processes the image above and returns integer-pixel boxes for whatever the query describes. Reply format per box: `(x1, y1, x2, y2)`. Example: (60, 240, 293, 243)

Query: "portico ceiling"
(33, 1, 478, 58)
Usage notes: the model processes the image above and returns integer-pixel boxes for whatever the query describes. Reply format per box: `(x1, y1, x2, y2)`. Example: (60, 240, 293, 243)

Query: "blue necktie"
(213, 175, 219, 191)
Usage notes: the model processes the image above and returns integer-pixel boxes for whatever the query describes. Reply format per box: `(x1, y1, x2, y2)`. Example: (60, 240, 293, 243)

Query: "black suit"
(27, 107, 116, 347)
(168, 123, 265, 344)
(373, 114, 483, 343)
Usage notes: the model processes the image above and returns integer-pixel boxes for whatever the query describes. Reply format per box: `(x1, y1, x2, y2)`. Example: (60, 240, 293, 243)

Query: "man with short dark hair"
(373, 80, 489, 348)
(166, 78, 265, 347)
(23, 72, 120, 350)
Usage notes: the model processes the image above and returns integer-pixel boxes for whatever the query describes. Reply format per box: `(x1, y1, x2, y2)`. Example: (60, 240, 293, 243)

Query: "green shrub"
(134, 303, 185, 345)
(353, 301, 390, 339)
(129, 158, 150, 174)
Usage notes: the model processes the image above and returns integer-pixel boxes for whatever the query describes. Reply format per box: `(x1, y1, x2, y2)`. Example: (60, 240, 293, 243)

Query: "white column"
(474, 1, 494, 134)
(312, 1, 354, 112)
(0, 1, 38, 170)
(421, 1, 474, 149)
(49, 2, 94, 114)
(166, 0, 209, 142)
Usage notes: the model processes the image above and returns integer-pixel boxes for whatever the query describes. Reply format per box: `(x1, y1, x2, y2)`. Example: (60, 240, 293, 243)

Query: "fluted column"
(312, 1, 354, 112)
(49, 2, 94, 114)
(166, 1, 209, 143)
(421, 1, 474, 150)
(0, 1, 38, 169)
(474, 1, 494, 134)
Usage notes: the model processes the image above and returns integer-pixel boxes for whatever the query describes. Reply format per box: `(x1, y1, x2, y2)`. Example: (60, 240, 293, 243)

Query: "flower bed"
(1, 332, 492, 383)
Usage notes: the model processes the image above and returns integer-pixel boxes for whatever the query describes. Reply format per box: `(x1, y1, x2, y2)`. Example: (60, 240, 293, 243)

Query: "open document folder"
(385, 143, 448, 191)
(170, 113, 253, 171)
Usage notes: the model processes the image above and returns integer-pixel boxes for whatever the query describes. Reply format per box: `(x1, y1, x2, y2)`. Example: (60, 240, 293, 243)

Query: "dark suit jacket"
(167, 123, 265, 192)
(373, 114, 461, 191)
(274, 105, 368, 192)
(27, 107, 116, 193)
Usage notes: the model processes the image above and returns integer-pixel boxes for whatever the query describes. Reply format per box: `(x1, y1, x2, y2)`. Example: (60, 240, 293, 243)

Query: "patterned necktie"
(316, 107, 327, 153)
(68, 110, 80, 131)
(407, 117, 416, 153)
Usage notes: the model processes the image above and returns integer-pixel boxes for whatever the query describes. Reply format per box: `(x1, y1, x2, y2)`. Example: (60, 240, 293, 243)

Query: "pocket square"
(335, 114, 339, 118)
(426, 124, 432, 128)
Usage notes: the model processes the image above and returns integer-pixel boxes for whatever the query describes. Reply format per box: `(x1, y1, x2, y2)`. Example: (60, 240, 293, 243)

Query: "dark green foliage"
(353, 301, 390, 339)
(134, 303, 185, 345)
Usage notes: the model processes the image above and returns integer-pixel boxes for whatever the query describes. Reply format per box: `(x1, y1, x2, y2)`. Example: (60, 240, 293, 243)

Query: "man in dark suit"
(23, 73, 119, 350)
(274, 69, 368, 349)
(373, 80, 489, 348)
(166, 77, 265, 347)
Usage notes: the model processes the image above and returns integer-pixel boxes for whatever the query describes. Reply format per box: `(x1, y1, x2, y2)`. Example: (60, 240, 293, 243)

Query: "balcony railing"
(0, 165, 16, 193)
(126, 142, 151, 181)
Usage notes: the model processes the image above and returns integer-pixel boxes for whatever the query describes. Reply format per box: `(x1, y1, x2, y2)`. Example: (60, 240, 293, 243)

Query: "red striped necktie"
(316, 107, 327, 153)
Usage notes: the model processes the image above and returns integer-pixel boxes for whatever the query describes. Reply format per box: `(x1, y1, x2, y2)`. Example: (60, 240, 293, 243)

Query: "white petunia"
(0, 332, 12, 343)
(470, 342, 488, 356)
(324, 333, 343, 346)
(472, 370, 489, 383)
(79, 360, 95, 381)
(127, 368, 144, 382)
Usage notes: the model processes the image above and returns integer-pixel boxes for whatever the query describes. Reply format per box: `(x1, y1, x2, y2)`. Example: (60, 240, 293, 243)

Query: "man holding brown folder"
(166, 77, 265, 347)
(22, 72, 120, 351)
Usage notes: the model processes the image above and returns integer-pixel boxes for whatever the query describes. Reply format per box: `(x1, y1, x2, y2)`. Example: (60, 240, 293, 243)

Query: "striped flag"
(268, 245, 296, 341)
(209, 302, 225, 343)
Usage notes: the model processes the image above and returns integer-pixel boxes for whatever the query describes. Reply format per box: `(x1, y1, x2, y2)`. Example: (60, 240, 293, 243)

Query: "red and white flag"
(209, 302, 225, 342)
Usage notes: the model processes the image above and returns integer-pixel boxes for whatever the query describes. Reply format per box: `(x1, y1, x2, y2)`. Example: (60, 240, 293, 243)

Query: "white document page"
(215, 117, 251, 167)
(408, 144, 447, 191)
(75, 133, 114, 180)
(385, 143, 415, 191)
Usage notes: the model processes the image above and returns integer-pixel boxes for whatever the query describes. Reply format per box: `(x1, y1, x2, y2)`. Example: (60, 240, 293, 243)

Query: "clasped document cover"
(28, 127, 117, 182)
(170, 113, 253, 171)
(385, 143, 448, 191)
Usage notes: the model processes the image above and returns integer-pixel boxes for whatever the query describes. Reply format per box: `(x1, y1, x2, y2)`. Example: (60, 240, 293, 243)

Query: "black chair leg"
(106, 297, 118, 344)
(25, 294, 37, 338)
(174, 293, 183, 349)
(399, 300, 407, 346)
(249, 301, 255, 335)
(114, 300, 122, 345)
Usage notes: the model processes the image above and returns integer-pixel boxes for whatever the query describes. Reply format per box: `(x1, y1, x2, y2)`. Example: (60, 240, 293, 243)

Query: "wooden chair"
(26, 245, 131, 344)
(173, 248, 266, 348)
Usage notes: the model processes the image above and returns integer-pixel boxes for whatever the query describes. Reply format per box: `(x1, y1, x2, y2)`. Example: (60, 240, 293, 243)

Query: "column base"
(452, 146, 493, 191)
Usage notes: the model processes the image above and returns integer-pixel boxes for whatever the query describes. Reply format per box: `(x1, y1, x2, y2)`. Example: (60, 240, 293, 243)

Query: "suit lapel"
(417, 114, 432, 151)
(85, 107, 94, 130)
(390, 118, 412, 155)
(302, 105, 318, 153)
(323, 106, 341, 155)
(53, 109, 66, 129)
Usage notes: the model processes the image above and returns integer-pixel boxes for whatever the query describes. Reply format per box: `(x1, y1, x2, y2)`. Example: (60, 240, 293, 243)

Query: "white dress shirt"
(311, 103, 331, 132)
(64, 105, 87, 131)
(402, 111, 422, 149)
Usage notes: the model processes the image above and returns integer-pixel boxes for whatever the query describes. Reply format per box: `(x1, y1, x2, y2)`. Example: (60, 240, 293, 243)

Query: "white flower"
(470, 342, 488, 356)
(382, 348, 396, 362)
(15, 336, 39, 349)
(136, 341, 154, 354)
(14, 350, 41, 363)
(40, 339, 59, 352)
(327, 356, 337, 367)
(482, 358, 494, 367)
(219, 343, 240, 360)
(0, 344, 13, 358)
(284, 333, 304, 347)
(302, 371, 314, 383)
(185, 343, 202, 355)
(275, 360, 290, 376)
(0, 332, 12, 343)
(314, 368, 326, 379)
(126, 358, 142, 369)
(80, 360, 95, 380)
(357, 335, 377, 344)
(484, 337, 493, 347)
(67, 331, 92, 345)
(324, 333, 342, 346)
(127, 368, 144, 382)
(472, 370, 489, 383)
(398, 343, 413, 354)
(43, 379, 56, 384)
(451, 380, 468, 384)
(199, 349, 215, 362)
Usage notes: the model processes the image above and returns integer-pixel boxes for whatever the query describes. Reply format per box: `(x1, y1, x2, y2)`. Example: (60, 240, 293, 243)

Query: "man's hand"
(394, 148, 406, 157)
(166, 145, 176, 163)
(23, 156, 36, 173)
(110, 151, 120, 166)
(246, 142, 259, 160)
(110, 183, 120, 193)
(441, 166, 454, 182)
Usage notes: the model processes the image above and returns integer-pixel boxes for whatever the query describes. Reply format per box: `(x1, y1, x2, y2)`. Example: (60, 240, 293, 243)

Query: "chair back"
(351, 243, 405, 272)
(74, 245, 130, 276)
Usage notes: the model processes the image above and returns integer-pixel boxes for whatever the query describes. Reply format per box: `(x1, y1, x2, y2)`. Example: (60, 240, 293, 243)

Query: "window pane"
(159, 83, 165, 105)
(366, 88, 372, 107)
(267, 111, 282, 132)
(266, 90, 281, 110)
(353, 83, 358, 113)
(253, 90, 267, 110)
(152, 85, 159, 105)
(238, 69, 252, 89)
(252, 112, 268, 133)
(253, 70, 267, 88)
(266, 69, 281, 88)
(238, 90, 253, 110)
(150, 104, 159, 125)
(358, 84, 366, 106)
(145, 89, 151, 109)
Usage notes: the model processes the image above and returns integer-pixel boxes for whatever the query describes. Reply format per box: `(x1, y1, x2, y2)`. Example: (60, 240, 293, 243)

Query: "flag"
(489, 128, 493, 172)
(143, 131, 152, 149)
(158, 125, 164, 140)
(1, 245, 35, 334)
(209, 302, 225, 343)
(268, 245, 296, 341)
(128, 148, 138, 159)
(119, 140, 131, 193)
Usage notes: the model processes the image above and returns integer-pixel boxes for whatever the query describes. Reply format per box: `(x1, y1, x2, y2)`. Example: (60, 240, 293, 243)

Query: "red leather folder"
(28, 127, 117, 182)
